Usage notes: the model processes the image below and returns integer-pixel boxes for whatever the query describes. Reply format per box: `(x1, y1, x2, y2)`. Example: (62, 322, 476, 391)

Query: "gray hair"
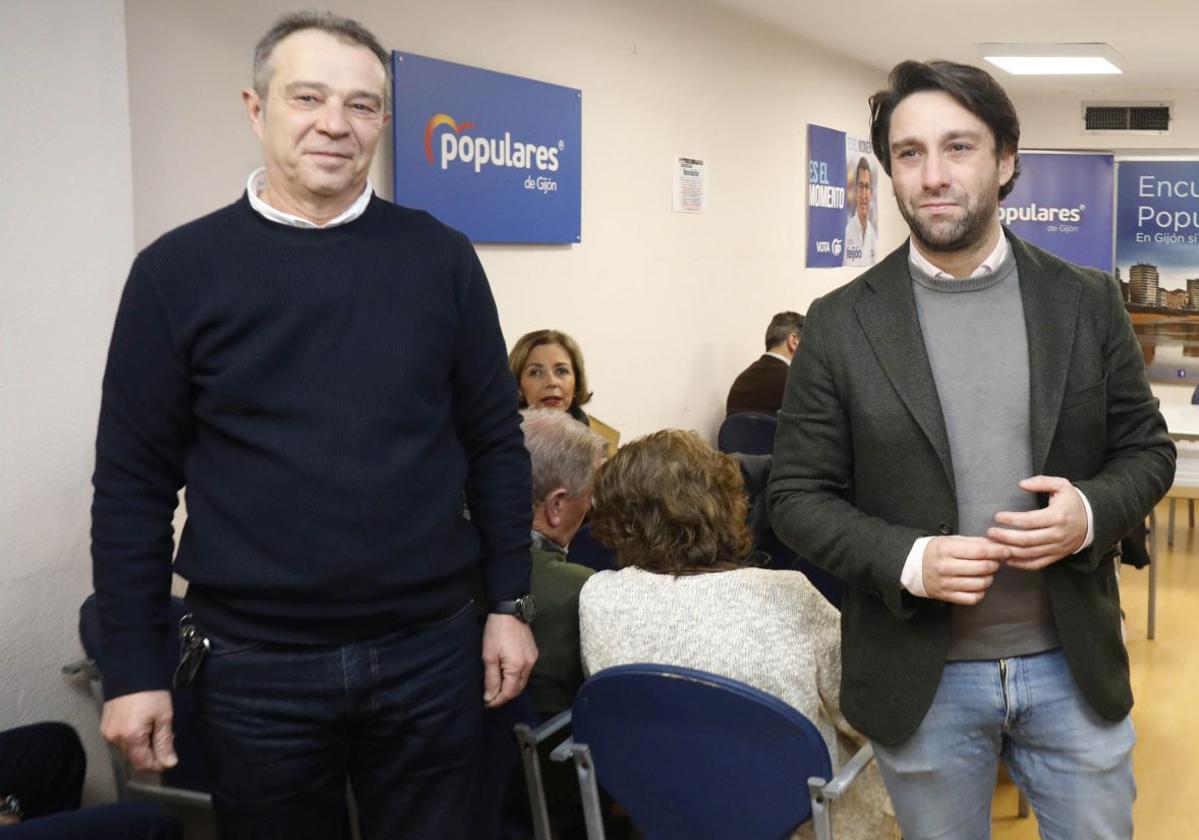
(764, 311, 804, 351)
(253, 10, 392, 109)
(521, 409, 607, 502)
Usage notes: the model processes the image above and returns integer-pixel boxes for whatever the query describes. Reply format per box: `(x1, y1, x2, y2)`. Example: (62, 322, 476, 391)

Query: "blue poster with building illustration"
(1116, 160, 1199, 383)
(1000, 151, 1113, 272)
(806, 125, 848, 268)
(392, 52, 581, 244)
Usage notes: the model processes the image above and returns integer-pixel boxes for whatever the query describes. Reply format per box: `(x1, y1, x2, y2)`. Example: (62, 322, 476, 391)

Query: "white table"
(1159, 403, 1199, 441)
(1145, 403, 1199, 638)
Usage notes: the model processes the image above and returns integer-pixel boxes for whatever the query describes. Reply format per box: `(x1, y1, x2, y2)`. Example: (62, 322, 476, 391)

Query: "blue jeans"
(872, 648, 1134, 840)
(192, 601, 482, 840)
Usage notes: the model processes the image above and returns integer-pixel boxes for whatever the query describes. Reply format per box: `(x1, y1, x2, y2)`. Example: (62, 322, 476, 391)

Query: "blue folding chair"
(717, 411, 779, 455)
(65, 594, 212, 808)
(521, 664, 874, 840)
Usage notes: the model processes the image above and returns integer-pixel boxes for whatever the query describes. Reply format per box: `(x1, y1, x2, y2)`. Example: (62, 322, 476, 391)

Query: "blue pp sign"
(392, 52, 581, 244)
(999, 151, 1114, 272)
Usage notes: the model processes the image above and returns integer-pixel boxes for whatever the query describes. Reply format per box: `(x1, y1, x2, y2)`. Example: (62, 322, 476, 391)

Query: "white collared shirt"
(245, 168, 373, 229)
(908, 229, 1010, 280)
(899, 228, 1095, 598)
(844, 214, 877, 267)
(765, 352, 792, 366)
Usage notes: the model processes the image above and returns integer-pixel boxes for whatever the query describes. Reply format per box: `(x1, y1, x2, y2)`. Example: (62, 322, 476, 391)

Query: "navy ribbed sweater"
(91, 194, 532, 698)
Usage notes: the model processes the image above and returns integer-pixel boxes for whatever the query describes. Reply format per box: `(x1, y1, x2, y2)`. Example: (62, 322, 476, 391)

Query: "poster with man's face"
(844, 140, 879, 267)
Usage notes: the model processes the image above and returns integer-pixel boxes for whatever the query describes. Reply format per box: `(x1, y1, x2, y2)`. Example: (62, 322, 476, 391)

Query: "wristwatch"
(0, 794, 23, 821)
(489, 594, 537, 624)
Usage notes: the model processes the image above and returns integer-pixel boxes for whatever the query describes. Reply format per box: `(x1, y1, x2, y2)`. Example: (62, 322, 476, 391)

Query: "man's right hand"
(100, 690, 178, 772)
(922, 536, 1010, 605)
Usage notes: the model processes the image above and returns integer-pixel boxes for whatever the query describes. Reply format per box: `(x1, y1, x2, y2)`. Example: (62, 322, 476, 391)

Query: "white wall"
(0, 0, 135, 801)
(1014, 88, 1199, 152)
(123, 0, 904, 442)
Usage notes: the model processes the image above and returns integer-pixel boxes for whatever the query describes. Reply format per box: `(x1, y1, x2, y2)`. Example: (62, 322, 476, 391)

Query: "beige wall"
(1014, 89, 1199, 152)
(0, 0, 135, 801)
(123, 0, 904, 442)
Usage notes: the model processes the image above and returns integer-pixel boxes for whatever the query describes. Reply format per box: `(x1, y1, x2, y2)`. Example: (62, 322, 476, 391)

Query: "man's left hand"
(481, 614, 538, 708)
(987, 475, 1088, 570)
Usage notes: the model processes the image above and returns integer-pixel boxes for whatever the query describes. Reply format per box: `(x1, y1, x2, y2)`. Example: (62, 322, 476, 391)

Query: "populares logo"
(423, 113, 561, 174)
(998, 203, 1085, 224)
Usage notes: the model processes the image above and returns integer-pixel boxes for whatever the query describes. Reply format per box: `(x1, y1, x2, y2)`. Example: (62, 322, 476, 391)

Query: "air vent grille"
(1083, 103, 1171, 133)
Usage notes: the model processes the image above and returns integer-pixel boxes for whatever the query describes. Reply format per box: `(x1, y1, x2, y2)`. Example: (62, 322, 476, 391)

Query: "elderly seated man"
(519, 408, 608, 720)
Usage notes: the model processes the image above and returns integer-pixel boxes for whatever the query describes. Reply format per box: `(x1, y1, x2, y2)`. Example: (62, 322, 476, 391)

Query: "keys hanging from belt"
(173, 614, 210, 690)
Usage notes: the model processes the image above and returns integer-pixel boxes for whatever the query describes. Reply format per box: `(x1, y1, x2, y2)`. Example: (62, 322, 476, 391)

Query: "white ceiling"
(709, 0, 1199, 94)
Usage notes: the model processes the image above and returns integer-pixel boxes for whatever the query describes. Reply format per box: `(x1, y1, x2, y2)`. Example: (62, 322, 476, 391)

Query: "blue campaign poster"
(392, 52, 581, 244)
(1116, 160, 1199, 383)
(999, 151, 1114, 272)
(807, 125, 848, 268)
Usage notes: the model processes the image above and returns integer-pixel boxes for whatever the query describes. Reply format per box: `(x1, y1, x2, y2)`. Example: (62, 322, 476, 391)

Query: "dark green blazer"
(768, 232, 1176, 746)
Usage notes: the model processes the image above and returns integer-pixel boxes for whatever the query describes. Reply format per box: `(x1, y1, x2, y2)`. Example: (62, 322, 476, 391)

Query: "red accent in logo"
(424, 114, 476, 164)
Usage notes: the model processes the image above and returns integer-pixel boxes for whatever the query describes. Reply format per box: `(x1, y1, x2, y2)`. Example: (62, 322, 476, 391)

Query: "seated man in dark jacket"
(725, 311, 804, 416)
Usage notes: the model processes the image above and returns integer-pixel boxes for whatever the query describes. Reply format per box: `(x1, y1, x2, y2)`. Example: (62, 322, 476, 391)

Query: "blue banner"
(1116, 160, 1199, 383)
(392, 52, 581, 244)
(807, 125, 848, 268)
(999, 151, 1114, 272)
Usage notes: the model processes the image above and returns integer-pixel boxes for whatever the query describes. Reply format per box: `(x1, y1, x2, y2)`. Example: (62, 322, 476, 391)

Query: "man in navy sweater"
(91, 11, 536, 839)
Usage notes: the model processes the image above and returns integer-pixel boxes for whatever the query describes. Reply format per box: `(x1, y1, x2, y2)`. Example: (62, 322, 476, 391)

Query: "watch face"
(518, 594, 537, 624)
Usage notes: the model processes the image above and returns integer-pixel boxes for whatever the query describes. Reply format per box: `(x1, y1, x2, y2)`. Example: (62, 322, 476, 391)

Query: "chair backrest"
(571, 664, 832, 840)
(717, 412, 778, 456)
(79, 594, 211, 794)
(568, 522, 616, 572)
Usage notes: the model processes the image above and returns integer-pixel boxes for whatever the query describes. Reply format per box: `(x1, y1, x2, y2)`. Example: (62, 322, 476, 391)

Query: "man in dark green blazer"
(770, 60, 1174, 840)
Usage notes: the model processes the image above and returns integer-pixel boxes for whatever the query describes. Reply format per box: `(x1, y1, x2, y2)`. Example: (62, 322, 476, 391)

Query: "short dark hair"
(764, 311, 804, 351)
(253, 10, 391, 109)
(855, 155, 872, 182)
(869, 60, 1021, 200)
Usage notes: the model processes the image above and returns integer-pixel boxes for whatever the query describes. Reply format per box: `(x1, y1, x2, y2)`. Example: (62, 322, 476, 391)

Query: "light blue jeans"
(871, 648, 1134, 840)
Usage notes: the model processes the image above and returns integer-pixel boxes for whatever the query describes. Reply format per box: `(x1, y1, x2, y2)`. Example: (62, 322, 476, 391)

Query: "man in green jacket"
(521, 408, 608, 719)
(770, 60, 1174, 839)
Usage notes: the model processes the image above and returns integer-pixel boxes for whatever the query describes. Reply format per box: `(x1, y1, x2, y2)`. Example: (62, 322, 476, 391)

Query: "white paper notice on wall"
(673, 157, 707, 213)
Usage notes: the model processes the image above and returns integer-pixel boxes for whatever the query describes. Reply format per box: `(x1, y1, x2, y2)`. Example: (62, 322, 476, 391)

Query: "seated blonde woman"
(578, 430, 897, 840)
(508, 329, 593, 426)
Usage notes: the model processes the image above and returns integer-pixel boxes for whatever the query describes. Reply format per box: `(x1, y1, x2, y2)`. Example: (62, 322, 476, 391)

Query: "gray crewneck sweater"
(910, 247, 1060, 661)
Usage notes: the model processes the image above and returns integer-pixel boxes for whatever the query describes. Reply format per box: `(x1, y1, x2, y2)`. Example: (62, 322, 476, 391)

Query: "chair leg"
(1149, 510, 1158, 641)
(1190, 499, 1195, 528)
(808, 778, 833, 840)
(1017, 790, 1030, 819)
(1168, 499, 1176, 546)
(516, 727, 553, 840)
(571, 744, 607, 840)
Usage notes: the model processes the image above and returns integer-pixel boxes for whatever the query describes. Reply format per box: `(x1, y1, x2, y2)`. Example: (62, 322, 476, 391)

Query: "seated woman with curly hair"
(578, 430, 897, 840)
